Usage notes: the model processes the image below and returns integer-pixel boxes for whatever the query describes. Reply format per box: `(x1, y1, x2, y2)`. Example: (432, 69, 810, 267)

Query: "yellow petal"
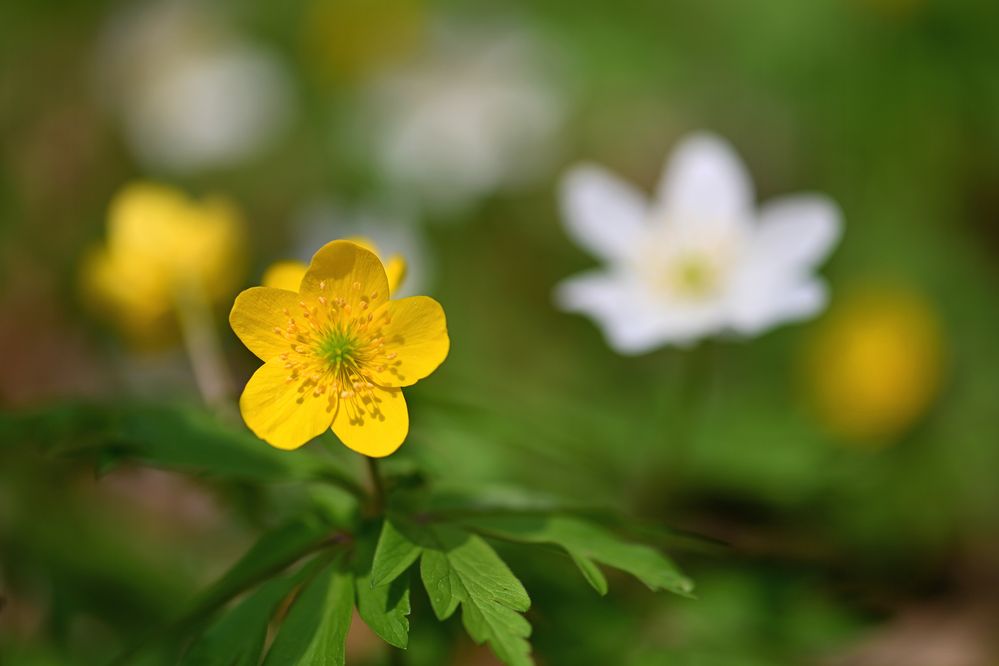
(240, 358, 338, 450)
(369, 296, 449, 387)
(230, 286, 303, 361)
(384, 254, 407, 295)
(332, 386, 408, 457)
(262, 261, 308, 292)
(337, 237, 406, 294)
(300, 240, 390, 311)
(343, 235, 379, 254)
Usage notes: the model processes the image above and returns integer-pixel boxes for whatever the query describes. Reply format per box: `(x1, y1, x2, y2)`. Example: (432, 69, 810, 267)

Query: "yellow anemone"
(82, 182, 246, 345)
(231, 240, 448, 457)
(261, 237, 407, 295)
(304, 0, 425, 83)
(803, 285, 944, 445)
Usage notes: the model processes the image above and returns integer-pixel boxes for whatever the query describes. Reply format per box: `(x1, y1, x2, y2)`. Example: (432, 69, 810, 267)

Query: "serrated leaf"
(181, 569, 303, 666)
(419, 525, 533, 666)
(568, 552, 608, 596)
(458, 514, 694, 597)
(371, 517, 423, 586)
(419, 548, 460, 620)
(353, 526, 411, 648)
(264, 556, 354, 666)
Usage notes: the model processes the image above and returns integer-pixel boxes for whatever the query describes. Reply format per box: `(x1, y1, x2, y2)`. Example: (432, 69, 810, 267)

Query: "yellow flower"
(230, 240, 448, 457)
(261, 237, 407, 295)
(304, 0, 425, 83)
(804, 286, 944, 445)
(82, 182, 246, 345)
(261, 261, 311, 293)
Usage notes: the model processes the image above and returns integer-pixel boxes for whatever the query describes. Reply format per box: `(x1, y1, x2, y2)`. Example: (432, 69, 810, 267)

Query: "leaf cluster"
(1, 403, 693, 666)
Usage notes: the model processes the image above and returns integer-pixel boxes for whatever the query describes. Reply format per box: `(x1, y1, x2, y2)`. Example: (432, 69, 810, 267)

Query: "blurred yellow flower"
(304, 0, 425, 82)
(261, 261, 310, 293)
(261, 237, 407, 295)
(83, 182, 246, 345)
(231, 240, 448, 457)
(804, 286, 944, 444)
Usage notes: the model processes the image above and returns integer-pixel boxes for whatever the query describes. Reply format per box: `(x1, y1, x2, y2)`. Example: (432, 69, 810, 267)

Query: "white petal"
(755, 194, 842, 276)
(656, 132, 754, 224)
(559, 164, 648, 263)
(724, 194, 841, 336)
(554, 271, 725, 353)
(728, 277, 829, 335)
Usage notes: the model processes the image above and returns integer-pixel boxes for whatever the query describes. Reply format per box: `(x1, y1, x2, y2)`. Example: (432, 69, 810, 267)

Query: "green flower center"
(319, 329, 359, 367)
(673, 256, 717, 296)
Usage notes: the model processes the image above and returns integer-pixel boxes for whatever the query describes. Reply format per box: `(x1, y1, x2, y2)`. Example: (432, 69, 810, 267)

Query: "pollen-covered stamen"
(273, 289, 400, 414)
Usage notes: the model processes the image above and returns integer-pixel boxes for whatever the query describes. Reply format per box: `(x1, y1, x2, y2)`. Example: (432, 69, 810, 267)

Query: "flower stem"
(366, 456, 386, 515)
(174, 283, 234, 415)
(670, 341, 715, 477)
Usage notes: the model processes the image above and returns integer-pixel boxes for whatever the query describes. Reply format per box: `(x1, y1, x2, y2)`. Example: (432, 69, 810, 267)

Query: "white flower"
(555, 132, 842, 354)
(96, 0, 294, 173)
(359, 22, 565, 213)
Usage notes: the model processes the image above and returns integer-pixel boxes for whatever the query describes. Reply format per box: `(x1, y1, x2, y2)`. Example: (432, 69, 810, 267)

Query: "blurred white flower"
(360, 22, 565, 213)
(293, 200, 432, 297)
(556, 132, 842, 354)
(96, 0, 294, 172)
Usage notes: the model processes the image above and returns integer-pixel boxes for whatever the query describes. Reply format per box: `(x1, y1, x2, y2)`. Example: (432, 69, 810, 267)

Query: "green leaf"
(457, 514, 694, 597)
(181, 568, 304, 666)
(568, 552, 608, 596)
(419, 548, 460, 621)
(353, 526, 411, 649)
(371, 516, 422, 586)
(264, 556, 354, 666)
(419, 525, 533, 666)
(0, 402, 364, 496)
(186, 516, 337, 625)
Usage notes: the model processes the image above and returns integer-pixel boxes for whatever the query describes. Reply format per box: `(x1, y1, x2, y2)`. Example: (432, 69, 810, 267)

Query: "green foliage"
(3, 402, 690, 666)
(370, 516, 424, 586)
(353, 525, 412, 649)
(263, 556, 354, 666)
(458, 513, 695, 597)
(184, 516, 339, 625)
(181, 572, 302, 666)
(134, 504, 689, 666)
(0, 402, 363, 494)
(418, 525, 533, 666)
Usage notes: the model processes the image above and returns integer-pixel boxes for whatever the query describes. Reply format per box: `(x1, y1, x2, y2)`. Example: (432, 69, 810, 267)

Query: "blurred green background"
(2, 0, 999, 664)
